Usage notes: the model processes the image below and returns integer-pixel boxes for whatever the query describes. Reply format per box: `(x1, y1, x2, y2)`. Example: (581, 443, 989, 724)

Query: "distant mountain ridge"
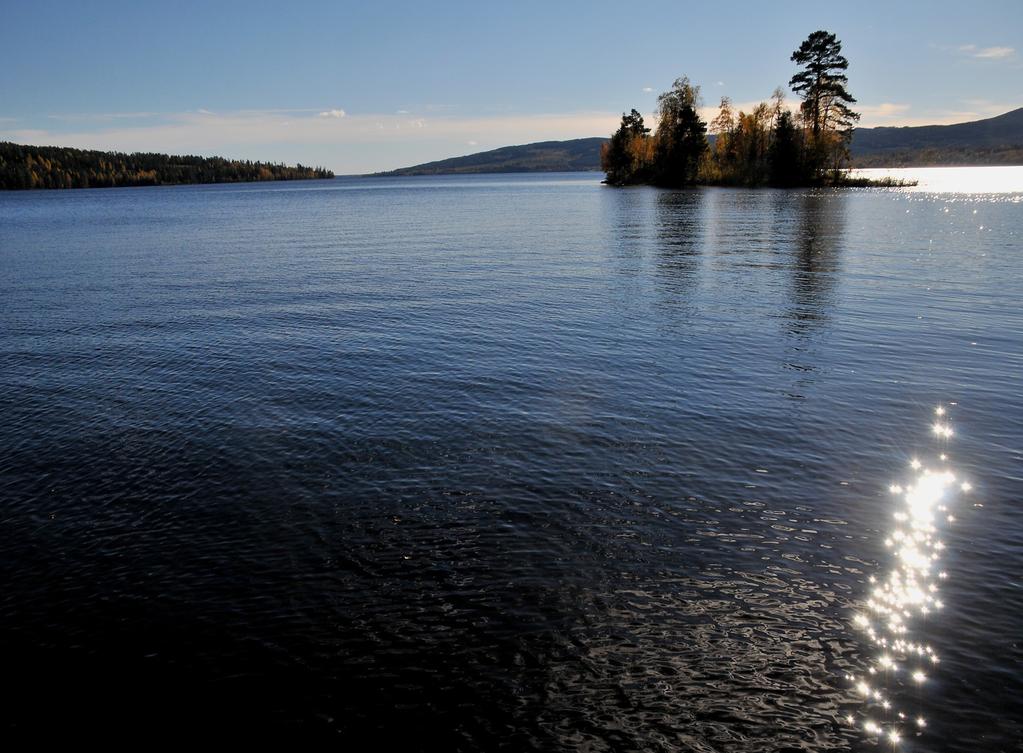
(370, 138, 607, 176)
(373, 108, 1023, 176)
(851, 107, 1023, 166)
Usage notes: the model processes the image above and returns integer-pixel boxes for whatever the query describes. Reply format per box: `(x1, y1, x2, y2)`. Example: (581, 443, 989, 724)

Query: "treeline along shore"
(0, 142, 333, 190)
(602, 30, 906, 188)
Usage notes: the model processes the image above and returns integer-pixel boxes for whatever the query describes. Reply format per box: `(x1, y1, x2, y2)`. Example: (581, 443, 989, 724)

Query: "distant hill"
(0, 142, 333, 190)
(851, 107, 1023, 166)
(370, 137, 607, 176)
(373, 108, 1023, 176)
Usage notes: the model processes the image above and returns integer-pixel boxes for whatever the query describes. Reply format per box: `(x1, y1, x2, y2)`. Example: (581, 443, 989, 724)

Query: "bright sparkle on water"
(845, 405, 972, 745)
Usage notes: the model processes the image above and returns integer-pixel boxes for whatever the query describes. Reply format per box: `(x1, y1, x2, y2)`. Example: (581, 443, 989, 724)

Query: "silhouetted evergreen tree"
(600, 109, 651, 185)
(789, 30, 860, 177)
(651, 77, 708, 187)
(769, 110, 804, 186)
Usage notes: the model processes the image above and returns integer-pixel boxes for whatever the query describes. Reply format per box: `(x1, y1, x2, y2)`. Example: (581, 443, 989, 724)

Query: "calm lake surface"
(1, 170, 1021, 749)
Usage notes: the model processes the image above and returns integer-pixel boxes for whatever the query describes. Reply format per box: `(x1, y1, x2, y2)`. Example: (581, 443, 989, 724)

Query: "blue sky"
(1, 0, 1020, 172)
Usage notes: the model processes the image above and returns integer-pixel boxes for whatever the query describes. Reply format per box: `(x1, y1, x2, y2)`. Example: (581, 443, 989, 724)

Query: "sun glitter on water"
(844, 405, 972, 746)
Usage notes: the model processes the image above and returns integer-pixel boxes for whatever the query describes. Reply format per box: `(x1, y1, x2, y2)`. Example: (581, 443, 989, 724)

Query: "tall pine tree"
(789, 31, 860, 177)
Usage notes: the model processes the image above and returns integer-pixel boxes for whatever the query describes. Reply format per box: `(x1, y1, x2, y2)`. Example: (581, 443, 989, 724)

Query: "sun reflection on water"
(850, 166, 1023, 195)
(845, 405, 971, 746)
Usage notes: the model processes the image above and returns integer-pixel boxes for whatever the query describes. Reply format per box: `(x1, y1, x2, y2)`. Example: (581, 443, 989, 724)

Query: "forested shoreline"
(601, 30, 900, 188)
(0, 142, 333, 190)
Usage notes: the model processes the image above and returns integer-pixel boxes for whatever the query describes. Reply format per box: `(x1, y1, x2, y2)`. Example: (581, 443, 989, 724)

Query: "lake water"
(1, 170, 1021, 749)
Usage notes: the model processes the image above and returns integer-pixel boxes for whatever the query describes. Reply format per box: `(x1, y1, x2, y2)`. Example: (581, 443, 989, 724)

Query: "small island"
(602, 30, 908, 188)
(0, 143, 333, 190)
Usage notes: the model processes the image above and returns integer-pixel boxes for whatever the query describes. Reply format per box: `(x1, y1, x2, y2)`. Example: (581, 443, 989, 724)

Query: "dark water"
(1, 173, 1021, 749)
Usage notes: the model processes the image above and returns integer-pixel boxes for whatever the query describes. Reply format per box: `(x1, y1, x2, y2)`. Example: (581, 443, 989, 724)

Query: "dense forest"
(853, 145, 1023, 167)
(0, 142, 333, 190)
(602, 30, 875, 188)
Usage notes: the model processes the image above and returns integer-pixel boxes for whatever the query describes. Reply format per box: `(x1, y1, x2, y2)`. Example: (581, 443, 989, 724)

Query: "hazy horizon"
(2, 0, 1021, 172)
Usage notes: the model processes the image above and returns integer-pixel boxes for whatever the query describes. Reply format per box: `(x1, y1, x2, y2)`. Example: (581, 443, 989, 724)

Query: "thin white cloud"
(957, 43, 1015, 60)
(857, 102, 912, 125)
(975, 46, 1014, 59)
(237, 107, 322, 114)
(197, 109, 214, 115)
(642, 87, 653, 93)
(48, 111, 157, 121)
(318, 109, 347, 119)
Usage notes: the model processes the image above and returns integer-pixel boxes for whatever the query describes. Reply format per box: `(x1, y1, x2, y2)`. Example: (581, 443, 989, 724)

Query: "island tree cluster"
(0, 143, 333, 190)
(601, 30, 861, 187)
